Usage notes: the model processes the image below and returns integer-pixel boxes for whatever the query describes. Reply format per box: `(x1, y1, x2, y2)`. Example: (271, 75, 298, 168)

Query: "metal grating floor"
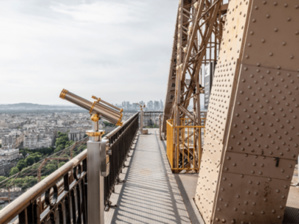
(105, 129, 190, 223)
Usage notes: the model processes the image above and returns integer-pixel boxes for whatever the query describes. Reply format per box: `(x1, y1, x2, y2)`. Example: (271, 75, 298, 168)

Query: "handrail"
(105, 112, 139, 139)
(0, 150, 87, 223)
(104, 112, 139, 205)
(0, 113, 140, 224)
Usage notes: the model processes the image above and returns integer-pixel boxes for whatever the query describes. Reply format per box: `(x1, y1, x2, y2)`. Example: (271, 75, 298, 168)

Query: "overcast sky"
(0, 0, 178, 105)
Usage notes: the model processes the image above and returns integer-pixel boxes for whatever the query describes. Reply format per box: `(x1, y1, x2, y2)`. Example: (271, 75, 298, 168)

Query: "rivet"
(261, 38, 265, 43)
(266, 14, 270, 18)
(274, 28, 278, 32)
(287, 17, 291, 22)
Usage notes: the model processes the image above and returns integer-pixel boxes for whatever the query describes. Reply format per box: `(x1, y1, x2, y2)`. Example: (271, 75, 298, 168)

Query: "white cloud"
(50, 1, 140, 24)
(0, 0, 178, 105)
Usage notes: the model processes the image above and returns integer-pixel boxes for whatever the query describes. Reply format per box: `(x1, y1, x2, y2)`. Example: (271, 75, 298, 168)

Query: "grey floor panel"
(105, 129, 190, 224)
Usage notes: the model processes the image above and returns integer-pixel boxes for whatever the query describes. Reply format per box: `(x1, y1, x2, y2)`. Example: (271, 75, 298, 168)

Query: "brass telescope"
(60, 89, 123, 126)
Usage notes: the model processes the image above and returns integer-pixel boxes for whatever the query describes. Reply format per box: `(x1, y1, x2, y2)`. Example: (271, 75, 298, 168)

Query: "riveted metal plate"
(195, 0, 299, 223)
(213, 173, 290, 224)
(227, 65, 299, 160)
(195, 0, 252, 222)
(242, 0, 299, 72)
(223, 152, 296, 180)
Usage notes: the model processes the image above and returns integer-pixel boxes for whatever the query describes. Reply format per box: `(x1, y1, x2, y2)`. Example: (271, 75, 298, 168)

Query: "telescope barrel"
(99, 98, 122, 111)
(60, 89, 122, 126)
(60, 89, 92, 111)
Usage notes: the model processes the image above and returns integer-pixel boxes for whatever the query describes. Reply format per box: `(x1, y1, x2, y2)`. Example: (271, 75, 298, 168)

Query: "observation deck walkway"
(106, 129, 192, 223)
(105, 128, 299, 224)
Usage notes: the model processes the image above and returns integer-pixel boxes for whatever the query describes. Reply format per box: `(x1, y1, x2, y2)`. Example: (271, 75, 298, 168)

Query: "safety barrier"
(104, 112, 139, 207)
(166, 118, 205, 172)
(0, 113, 139, 224)
(0, 150, 88, 224)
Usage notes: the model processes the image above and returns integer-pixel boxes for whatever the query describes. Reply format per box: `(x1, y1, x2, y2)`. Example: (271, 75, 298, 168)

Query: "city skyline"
(0, 99, 164, 107)
(0, 0, 178, 105)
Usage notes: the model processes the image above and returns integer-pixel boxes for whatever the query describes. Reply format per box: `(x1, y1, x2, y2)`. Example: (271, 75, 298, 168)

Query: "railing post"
(87, 114, 107, 224)
(140, 109, 144, 132)
(159, 114, 162, 140)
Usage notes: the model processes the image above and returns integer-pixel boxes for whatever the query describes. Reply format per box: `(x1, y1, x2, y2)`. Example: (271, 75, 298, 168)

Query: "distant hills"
(0, 103, 84, 112)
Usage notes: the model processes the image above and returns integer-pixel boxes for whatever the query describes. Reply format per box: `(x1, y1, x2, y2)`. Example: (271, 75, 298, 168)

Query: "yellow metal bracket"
(116, 113, 123, 126)
(90, 114, 100, 122)
(86, 130, 105, 138)
(89, 96, 101, 114)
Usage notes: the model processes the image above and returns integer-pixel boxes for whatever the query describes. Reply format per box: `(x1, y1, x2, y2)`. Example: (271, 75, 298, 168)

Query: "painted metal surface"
(162, 0, 226, 170)
(163, 0, 226, 132)
(166, 119, 204, 172)
(195, 0, 299, 223)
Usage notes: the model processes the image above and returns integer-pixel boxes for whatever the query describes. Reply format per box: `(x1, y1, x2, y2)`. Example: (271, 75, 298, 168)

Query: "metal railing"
(143, 111, 163, 128)
(104, 112, 139, 207)
(0, 113, 139, 224)
(0, 150, 88, 224)
(166, 118, 205, 172)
